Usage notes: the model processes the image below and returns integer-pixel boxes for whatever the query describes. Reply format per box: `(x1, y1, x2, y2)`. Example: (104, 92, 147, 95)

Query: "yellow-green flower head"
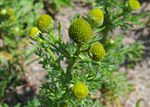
(69, 18, 93, 44)
(129, 0, 140, 10)
(9, 15, 16, 22)
(37, 14, 53, 33)
(0, 51, 13, 61)
(29, 27, 41, 37)
(88, 8, 104, 26)
(73, 82, 88, 99)
(7, 8, 14, 16)
(89, 42, 105, 61)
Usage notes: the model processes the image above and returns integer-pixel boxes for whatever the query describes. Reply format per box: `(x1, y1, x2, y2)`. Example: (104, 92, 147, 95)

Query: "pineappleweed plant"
(29, 0, 144, 106)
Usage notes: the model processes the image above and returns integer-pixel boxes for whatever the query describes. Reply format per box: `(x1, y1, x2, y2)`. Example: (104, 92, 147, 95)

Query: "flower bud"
(37, 14, 53, 33)
(7, 8, 14, 16)
(69, 18, 93, 44)
(0, 9, 7, 15)
(13, 27, 20, 35)
(29, 27, 41, 37)
(89, 42, 105, 61)
(73, 82, 88, 99)
(129, 0, 140, 10)
(9, 15, 16, 22)
(29, 27, 43, 43)
(87, 8, 104, 26)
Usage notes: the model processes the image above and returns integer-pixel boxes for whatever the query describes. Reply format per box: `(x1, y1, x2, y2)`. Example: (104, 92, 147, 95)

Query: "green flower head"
(73, 82, 88, 99)
(88, 8, 104, 26)
(129, 0, 140, 10)
(69, 18, 93, 44)
(89, 42, 105, 61)
(37, 14, 53, 33)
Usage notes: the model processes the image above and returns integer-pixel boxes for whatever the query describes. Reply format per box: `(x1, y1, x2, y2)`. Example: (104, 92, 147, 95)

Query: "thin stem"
(25, 57, 40, 67)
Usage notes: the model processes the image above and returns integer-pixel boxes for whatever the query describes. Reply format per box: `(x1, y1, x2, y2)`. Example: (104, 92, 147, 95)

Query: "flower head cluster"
(0, 8, 16, 22)
(129, 0, 140, 10)
(69, 18, 93, 44)
(37, 14, 53, 33)
(89, 42, 105, 61)
(73, 82, 88, 99)
(87, 8, 104, 26)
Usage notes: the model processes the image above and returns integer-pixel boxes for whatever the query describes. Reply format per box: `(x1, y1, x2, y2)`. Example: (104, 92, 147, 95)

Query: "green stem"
(61, 45, 81, 101)
(66, 45, 81, 74)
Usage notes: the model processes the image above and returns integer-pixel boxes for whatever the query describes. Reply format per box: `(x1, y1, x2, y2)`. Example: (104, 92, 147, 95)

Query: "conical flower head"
(73, 82, 88, 99)
(89, 42, 105, 61)
(88, 8, 104, 26)
(37, 14, 53, 33)
(129, 0, 140, 10)
(69, 18, 93, 44)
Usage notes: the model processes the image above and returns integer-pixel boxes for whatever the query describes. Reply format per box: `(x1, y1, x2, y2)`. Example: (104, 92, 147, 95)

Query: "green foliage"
(0, 0, 43, 104)
(24, 97, 40, 107)
(94, 0, 144, 32)
(0, 97, 40, 107)
(53, 0, 71, 8)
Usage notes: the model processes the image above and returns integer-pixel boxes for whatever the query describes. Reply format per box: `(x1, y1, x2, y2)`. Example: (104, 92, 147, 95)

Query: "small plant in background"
(29, 0, 145, 106)
(43, 0, 71, 15)
(0, 0, 43, 105)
